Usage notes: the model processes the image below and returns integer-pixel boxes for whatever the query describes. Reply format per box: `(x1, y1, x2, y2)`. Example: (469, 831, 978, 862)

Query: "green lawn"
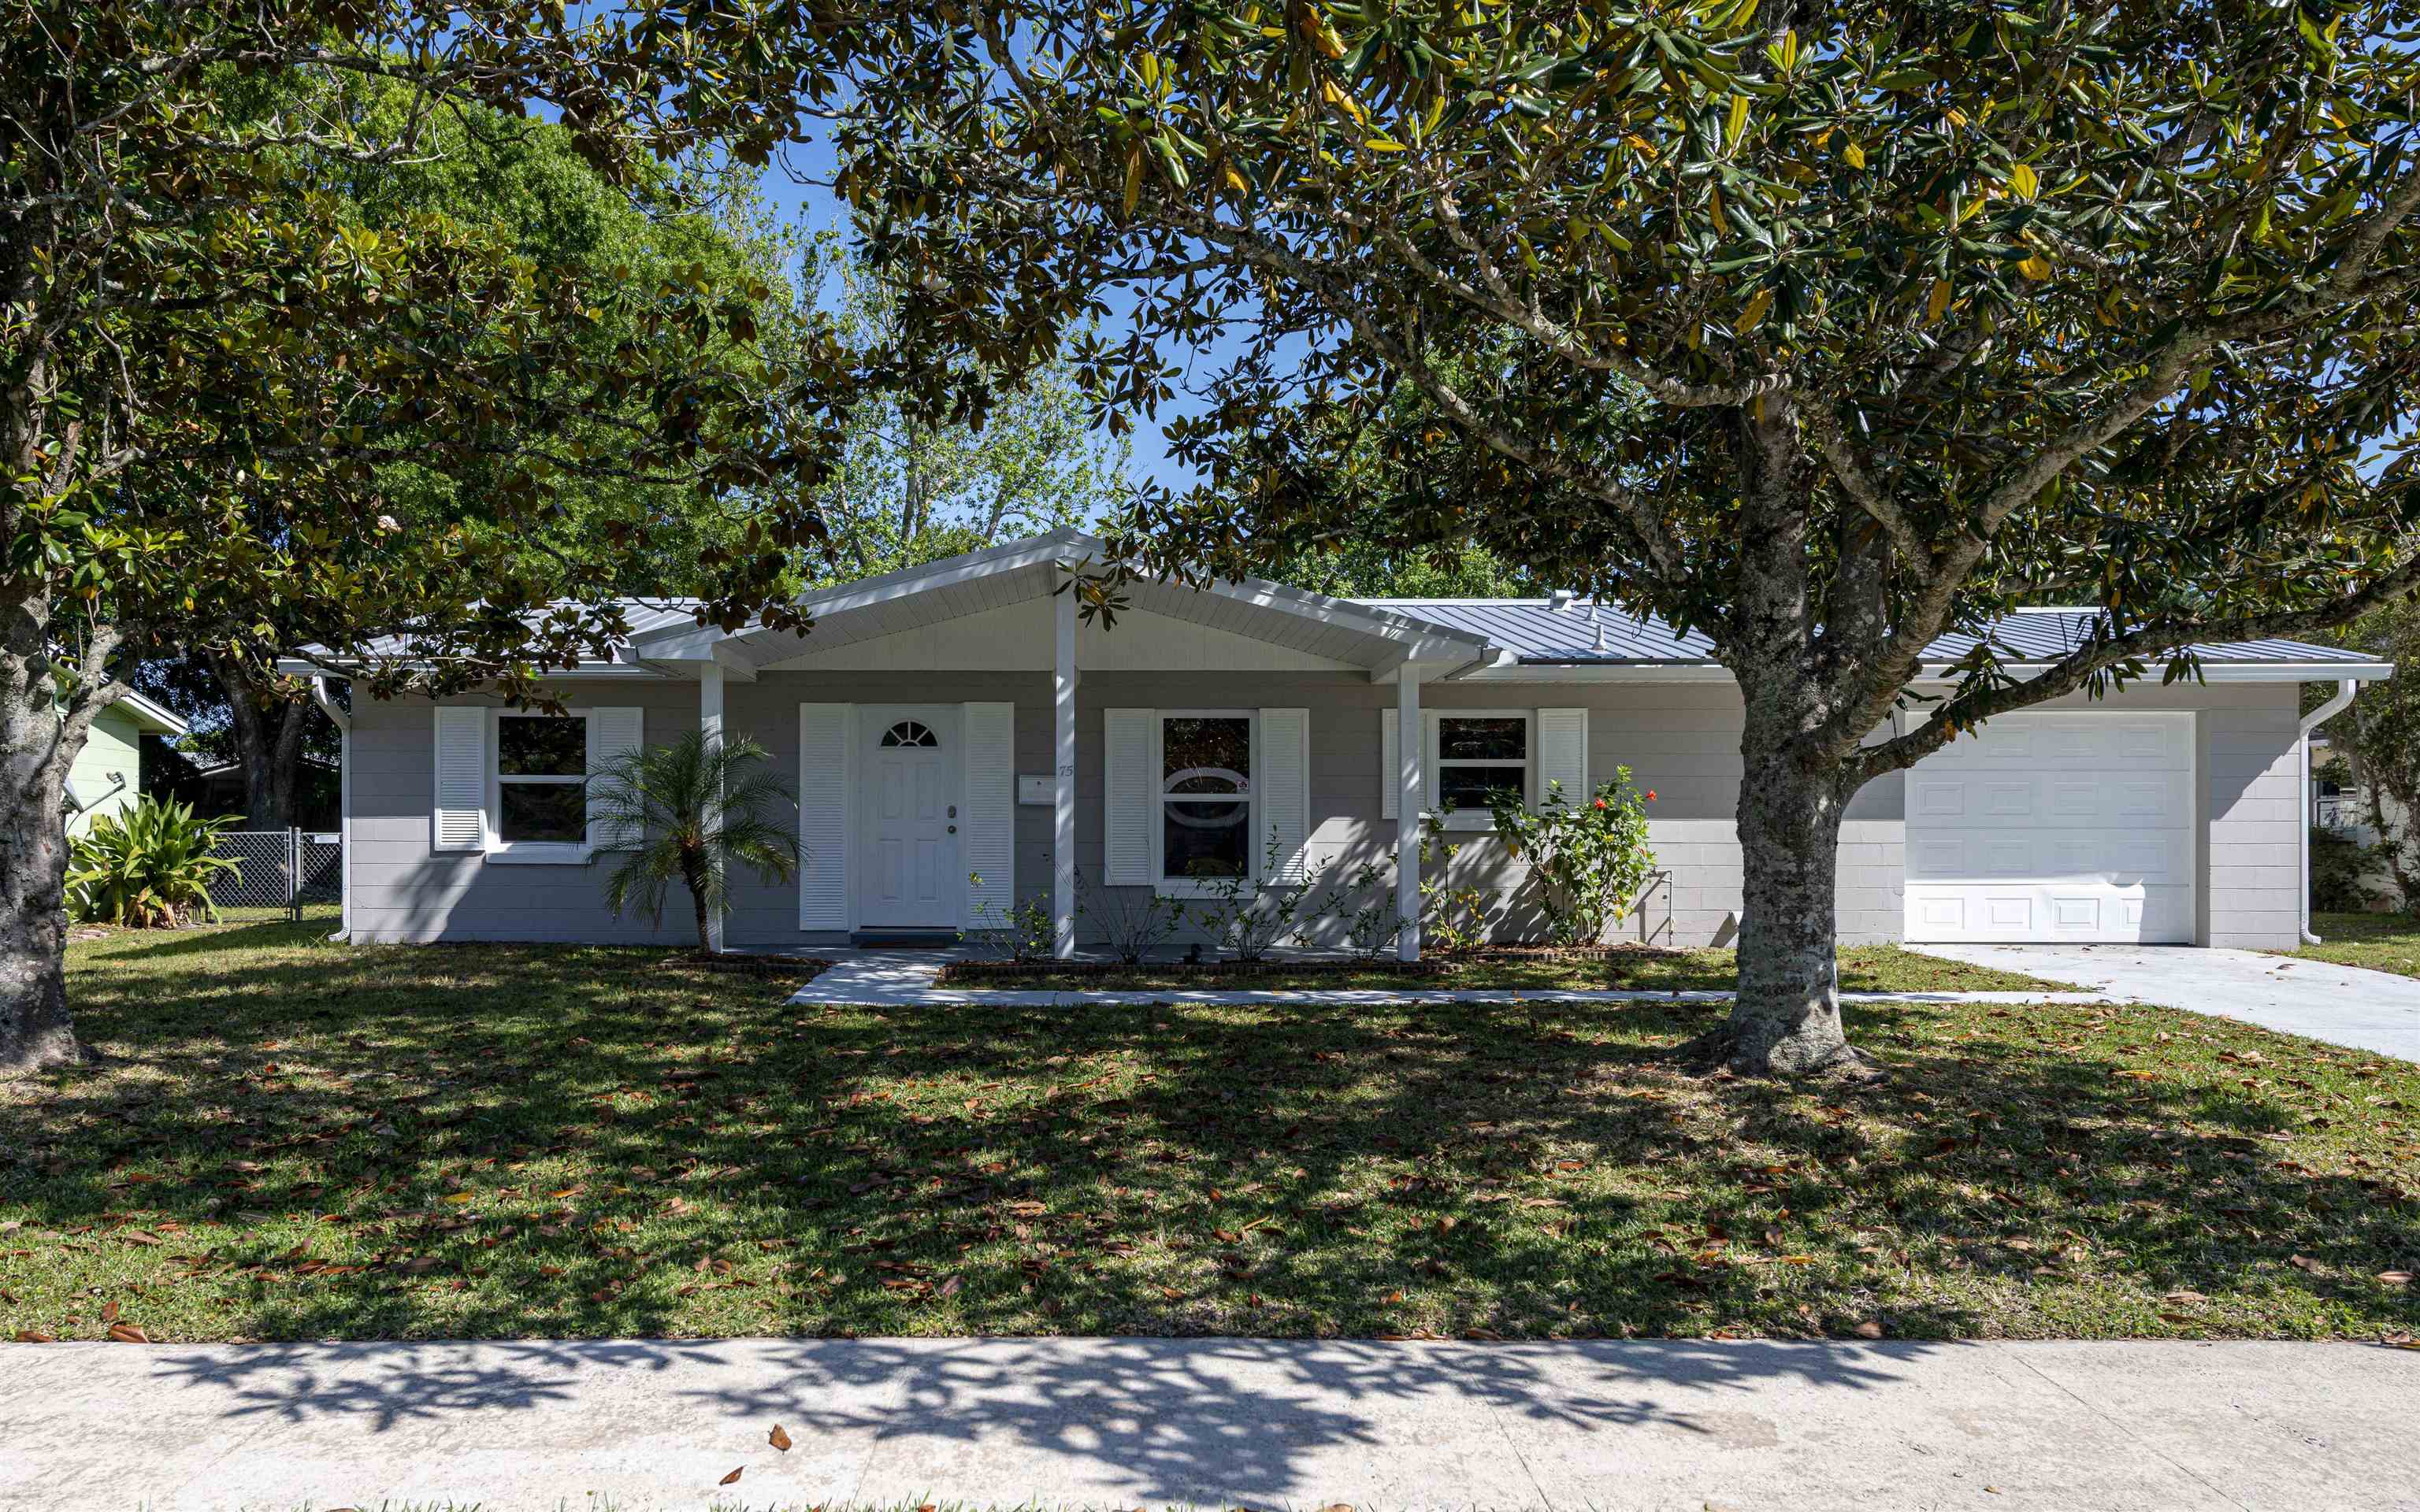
(3, 921, 2414, 1345)
(937, 943, 2077, 994)
(2287, 911, 2420, 980)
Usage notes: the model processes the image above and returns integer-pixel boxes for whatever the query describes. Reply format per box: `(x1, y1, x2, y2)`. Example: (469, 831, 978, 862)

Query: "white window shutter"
(1102, 707, 1156, 886)
(1537, 707, 1590, 808)
(960, 702, 1015, 927)
(585, 706, 645, 850)
(797, 703, 852, 929)
(1380, 709, 1428, 819)
(432, 706, 486, 852)
(1259, 707, 1310, 884)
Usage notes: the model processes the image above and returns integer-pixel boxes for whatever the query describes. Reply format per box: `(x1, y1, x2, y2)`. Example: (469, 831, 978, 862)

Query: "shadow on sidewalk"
(148, 1334, 1929, 1505)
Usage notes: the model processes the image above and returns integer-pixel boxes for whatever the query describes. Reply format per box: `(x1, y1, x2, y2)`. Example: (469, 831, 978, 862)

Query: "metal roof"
(1357, 600, 2382, 669)
(281, 534, 2385, 683)
(302, 598, 707, 668)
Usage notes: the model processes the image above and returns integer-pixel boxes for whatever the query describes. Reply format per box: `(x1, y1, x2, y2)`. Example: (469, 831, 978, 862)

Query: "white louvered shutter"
(1537, 707, 1590, 809)
(960, 702, 1015, 926)
(1258, 707, 1310, 884)
(585, 706, 645, 850)
(797, 703, 852, 929)
(432, 706, 487, 851)
(1380, 709, 1428, 819)
(1102, 707, 1156, 886)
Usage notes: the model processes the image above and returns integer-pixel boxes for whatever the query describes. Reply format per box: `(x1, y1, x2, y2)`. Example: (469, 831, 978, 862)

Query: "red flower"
(1592, 798, 1607, 810)
(1645, 790, 1657, 802)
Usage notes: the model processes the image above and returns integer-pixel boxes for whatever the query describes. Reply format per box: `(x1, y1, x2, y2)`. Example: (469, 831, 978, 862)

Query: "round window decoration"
(880, 720, 939, 748)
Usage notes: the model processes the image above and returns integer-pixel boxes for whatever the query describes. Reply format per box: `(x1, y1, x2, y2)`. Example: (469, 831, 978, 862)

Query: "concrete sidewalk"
(6, 1336, 2417, 1511)
(789, 951, 2116, 1010)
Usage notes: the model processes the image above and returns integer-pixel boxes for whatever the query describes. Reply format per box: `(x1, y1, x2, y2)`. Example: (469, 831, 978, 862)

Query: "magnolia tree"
(811, 0, 2420, 1073)
(0, 2, 852, 1073)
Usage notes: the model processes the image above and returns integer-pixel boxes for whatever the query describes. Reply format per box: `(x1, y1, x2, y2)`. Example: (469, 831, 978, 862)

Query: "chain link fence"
(206, 828, 342, 925)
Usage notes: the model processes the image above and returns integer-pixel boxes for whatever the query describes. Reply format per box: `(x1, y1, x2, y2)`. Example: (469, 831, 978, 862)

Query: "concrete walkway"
(1914, 943, 2420, 1062)
(789, 951, 2115, 1010)
(5, 1336, 2415, 1511)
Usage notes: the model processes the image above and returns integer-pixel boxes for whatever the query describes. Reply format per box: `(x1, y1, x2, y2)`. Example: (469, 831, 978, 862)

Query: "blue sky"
(745, 144, 1220, 499)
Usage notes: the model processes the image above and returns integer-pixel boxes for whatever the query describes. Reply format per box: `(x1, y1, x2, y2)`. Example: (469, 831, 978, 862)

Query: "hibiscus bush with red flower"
(1486, 765, 1659, 946)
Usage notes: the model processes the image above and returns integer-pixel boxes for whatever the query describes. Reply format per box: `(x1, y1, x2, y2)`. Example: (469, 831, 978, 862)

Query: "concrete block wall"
(342, 670, 2305, 952)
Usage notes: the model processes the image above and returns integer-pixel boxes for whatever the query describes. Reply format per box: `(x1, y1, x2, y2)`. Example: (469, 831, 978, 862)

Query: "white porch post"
(700, 662, 726, 953)
(1053, 580, 1078, 958)
(1396, 666, 1423, 962)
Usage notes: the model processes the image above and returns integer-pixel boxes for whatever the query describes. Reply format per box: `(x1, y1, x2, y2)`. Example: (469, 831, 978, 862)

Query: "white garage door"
(1904, 713, 2195, 943)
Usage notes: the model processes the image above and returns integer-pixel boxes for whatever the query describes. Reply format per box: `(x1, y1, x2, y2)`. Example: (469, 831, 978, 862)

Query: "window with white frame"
(1432, 712, 1531, 822)
(493, 712, 588, 847)
(1160, 713, 1253, 884)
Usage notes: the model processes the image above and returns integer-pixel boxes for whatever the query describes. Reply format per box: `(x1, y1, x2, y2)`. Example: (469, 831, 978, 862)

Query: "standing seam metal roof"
(1352, 602, 2377, 666)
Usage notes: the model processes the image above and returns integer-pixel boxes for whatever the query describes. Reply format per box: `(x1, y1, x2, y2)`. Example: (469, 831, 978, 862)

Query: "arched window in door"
(880, 720, 940, 749)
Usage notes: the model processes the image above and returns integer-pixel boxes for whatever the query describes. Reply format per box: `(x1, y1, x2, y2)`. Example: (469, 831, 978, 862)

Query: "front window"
(1162, 713, 1252, 882)
(1436, 714, 1528, 813)
(496, 714, 587, 844)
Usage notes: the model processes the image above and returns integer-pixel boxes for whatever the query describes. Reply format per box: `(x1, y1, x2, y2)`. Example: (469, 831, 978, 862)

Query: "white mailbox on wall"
(1017, 773, 1054, 806)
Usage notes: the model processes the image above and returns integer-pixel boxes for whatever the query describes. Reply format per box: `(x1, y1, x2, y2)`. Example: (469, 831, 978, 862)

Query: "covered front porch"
(630, 531, 1498, 959)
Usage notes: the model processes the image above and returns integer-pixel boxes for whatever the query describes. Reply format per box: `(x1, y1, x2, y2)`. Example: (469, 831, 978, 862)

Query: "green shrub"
(2311, 826, 2390, 913)
(66, 797, 238, 927)
(1487, 768, 1661, 946)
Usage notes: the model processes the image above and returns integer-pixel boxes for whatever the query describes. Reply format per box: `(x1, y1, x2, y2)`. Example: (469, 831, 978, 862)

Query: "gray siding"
(343, 671, 2307, 951)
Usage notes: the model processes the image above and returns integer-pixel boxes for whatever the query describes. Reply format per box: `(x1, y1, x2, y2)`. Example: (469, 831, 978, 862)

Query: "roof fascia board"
(271, 658, 668, 682)
(1464, 658, 2394, 684)
(112, 690, 190, 736)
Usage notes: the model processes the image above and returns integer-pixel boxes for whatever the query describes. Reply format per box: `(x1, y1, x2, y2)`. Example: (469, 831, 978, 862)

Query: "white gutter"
(2299, 679, 2360, 946)
(309, 677, 354, 943)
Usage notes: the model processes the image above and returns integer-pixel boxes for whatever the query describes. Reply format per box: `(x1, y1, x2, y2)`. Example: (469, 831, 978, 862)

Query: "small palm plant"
(588, 731, 800, 951)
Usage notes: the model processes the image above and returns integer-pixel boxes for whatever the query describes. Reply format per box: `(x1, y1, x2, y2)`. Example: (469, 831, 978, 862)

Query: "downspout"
(309, 677, 354, 943)
(2299, 679, 2360, 946)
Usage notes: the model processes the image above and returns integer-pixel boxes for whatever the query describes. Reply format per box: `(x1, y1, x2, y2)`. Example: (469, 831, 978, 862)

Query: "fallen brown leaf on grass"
(1848, 1319, 1885, 1339)
(768, 1424, 792, 1451)
(106, 1323, 150, 1343)
(718, 1466, 742, 1486)
(15, 1330, 58, 1343)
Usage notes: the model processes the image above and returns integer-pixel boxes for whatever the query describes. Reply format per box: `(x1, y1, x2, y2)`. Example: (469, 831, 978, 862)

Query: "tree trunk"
(1, 655, 82, 1074)
(1728, 745, 1859, 1075)
(1710, 399, 1865, 1077)
(683, 850, 712, 952)
(210, 653, 309, 828)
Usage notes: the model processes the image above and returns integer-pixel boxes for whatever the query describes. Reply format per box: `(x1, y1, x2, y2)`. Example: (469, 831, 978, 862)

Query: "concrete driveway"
(1913, 943, 2420, 1062)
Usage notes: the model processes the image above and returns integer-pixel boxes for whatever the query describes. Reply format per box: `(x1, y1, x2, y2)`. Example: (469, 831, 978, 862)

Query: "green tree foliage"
(809, 0, 2420, 1072)
(138, 87, 801, 830)
(2327, 599, 2420, 909)
(792, 235, 1133, 582)
(2, 2, 835, 1071)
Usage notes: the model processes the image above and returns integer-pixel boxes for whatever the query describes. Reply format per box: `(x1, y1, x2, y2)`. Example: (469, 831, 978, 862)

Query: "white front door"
(859, 706, 962, 927)
(1903, 712, 2195, 943)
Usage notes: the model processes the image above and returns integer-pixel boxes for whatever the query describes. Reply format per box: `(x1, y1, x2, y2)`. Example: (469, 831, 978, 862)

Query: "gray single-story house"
(285, 528, 2390, 957)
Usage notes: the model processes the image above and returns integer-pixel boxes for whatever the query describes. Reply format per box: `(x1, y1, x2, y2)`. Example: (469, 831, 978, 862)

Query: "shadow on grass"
(9, 931, 2417, 1356)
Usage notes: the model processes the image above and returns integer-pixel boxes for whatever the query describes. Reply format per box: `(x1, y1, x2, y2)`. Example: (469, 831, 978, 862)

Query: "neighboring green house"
(66, 692, 188, 835)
